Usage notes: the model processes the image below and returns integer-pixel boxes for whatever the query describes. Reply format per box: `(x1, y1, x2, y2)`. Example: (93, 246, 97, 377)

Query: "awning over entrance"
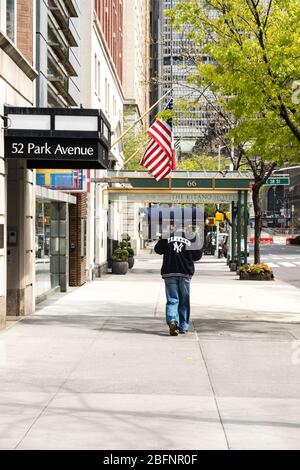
(103, 171, 254, 269)
(105, 170, 253, 203)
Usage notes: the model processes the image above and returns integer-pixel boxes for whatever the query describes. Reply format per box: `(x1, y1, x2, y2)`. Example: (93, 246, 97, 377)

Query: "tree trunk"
(252, 183, 262, 264)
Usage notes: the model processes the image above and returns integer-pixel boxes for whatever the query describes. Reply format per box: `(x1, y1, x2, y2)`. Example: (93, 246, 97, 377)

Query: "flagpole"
(111, 87, 173, 149)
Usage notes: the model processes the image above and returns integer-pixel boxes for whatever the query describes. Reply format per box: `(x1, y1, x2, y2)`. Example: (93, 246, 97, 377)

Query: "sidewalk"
(1, 256, 300, 450)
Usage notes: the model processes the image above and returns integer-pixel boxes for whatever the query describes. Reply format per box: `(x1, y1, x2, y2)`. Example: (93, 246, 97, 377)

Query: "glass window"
(6, 0, 16, 43)
(35, 199, 52, 298)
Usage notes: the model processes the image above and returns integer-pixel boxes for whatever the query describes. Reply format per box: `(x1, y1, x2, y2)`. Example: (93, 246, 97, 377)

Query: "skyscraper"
(155, 0, 211, 155)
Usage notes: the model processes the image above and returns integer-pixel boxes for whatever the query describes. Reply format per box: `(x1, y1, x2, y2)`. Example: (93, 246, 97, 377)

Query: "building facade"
(35, 0, 82, 297)
(81, 0, 125, 279)
(0, 0, 37, 326)
(123, 0, 150, 127)
(36, 0, 81, 108)
(149, 0, 160, 125)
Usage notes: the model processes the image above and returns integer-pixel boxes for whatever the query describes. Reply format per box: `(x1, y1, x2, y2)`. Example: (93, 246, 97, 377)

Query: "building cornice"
(0, 32, 38, 81)
(92, 12, 125, 102)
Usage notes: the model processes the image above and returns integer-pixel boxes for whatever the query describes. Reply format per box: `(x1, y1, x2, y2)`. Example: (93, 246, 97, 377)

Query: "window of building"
(113, 96, 116, 117)
(107, 82, 110, 116)
(94, 54, 97, 94)
(105, 78, 109, 115)
(6, 0, 16, 42)
(98, 60, 101, 96)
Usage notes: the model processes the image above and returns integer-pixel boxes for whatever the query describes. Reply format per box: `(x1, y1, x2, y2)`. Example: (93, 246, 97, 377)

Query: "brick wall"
(94, 0, 123, 83)
(69, 193, 87, 287)
(17, 0, 33, 64)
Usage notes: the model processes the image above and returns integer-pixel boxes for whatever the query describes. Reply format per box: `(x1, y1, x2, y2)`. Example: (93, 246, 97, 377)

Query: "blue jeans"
(164, 276, 191, 332)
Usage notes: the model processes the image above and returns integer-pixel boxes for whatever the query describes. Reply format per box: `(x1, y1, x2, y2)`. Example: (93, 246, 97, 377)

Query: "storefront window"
(35, 198, 60, 298)
(6, 0, 16, 43)
(35, 199, 51, 298)
(35, 198, 68, 298)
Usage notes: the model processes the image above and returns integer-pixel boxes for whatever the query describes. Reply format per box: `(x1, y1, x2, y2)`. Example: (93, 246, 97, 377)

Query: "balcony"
(62, 0, 78, 17)
(48, 76, 77, 106)
(48, 42, 77, 76)
(48, 54, 76, 106)
(48, 0, 78, 47)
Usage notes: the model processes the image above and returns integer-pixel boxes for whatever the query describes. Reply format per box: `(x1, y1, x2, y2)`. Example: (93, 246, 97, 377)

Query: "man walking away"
(154, 227, 203, 336)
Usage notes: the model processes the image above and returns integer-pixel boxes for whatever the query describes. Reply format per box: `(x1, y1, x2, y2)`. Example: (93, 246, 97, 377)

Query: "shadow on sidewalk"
(17, 314, 171, 337)
(193, 318, 297, 339)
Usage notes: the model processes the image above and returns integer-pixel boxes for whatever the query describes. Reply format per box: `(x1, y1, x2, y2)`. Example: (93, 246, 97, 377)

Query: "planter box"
(239, 271, 274, 281)
(112, 261, 129, 275)
(128, 257, 135, 269)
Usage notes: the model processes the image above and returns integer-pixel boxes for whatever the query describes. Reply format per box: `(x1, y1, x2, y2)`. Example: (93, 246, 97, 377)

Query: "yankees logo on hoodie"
(154, 231, 203, 279)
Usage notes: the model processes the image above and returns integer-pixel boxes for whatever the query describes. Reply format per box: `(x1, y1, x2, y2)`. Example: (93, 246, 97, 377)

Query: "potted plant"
(121, 233, 131, 242)
(112, 248, 129, 275)
(120, 237, 135, 269)
(238, 263, 274, 281)
(126, 246, 135, 269)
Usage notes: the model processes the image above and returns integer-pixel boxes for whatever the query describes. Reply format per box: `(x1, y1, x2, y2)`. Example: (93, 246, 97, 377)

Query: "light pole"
(215, 145, 227, 258)
(273, 186, 276, 229)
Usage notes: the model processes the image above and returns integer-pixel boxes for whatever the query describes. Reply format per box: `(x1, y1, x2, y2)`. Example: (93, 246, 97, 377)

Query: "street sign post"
(265, 177, 290, 186)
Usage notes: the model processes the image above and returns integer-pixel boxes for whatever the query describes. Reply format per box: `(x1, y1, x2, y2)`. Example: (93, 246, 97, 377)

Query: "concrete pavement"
(1, 256, 300, 450)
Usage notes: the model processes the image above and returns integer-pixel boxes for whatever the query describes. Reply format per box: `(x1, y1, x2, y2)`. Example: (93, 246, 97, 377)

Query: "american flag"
(140, 99, 176, 181)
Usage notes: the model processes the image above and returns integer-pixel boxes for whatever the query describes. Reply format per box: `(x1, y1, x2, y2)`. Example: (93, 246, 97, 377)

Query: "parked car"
(290, 235, 300, 245)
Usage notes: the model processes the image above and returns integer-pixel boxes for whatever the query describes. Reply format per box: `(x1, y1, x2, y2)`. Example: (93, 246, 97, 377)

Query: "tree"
(177, 154, 228, 171)
(168, 0, 300, 263)
(123, 129, 149, 171)
(168, 0, 300, 162)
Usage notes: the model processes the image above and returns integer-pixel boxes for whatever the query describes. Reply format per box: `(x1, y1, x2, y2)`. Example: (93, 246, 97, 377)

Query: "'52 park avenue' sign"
(9, 140, 97, 158)
(4, 107, 111, 170)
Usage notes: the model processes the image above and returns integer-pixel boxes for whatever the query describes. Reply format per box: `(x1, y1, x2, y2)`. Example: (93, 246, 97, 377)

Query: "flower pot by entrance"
(239, 271, 274, 281)
(128, 257, 134, 269)
(238, 263, 274, 281)
(112, 261, 129, 275)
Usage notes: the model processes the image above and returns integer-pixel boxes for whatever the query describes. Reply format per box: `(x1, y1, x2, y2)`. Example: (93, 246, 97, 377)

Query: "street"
(249, 244, 300, 289)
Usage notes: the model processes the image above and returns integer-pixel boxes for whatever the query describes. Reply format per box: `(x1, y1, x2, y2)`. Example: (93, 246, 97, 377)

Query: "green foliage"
(123, 129, 149, 170)
(177, 154, 228, 171)
(121, 233, 131, 242)
(126, 247, 135, 257)
(120, 241, 134, 254)
(119, 235, 135, 256)
(112, 248, 129, 262)
(168, 0, 300, 163)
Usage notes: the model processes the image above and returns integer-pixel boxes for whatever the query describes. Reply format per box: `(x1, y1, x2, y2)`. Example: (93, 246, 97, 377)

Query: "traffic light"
(215, 212, 225, 222)
(205, 217, 216, 226)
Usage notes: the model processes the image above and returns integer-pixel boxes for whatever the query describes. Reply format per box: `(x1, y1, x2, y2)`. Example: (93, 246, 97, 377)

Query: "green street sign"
(265, 177, 290, 186)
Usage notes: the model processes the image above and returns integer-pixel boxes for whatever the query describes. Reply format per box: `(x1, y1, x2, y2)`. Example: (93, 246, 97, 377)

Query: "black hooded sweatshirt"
(154, 231, 203, 278)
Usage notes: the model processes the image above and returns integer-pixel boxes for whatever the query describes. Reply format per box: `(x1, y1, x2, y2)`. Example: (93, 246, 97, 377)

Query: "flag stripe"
(155, 120, 172, 139)
(144, 144, 162, 167)
(140, 108, 175, 181)
(147, 125, 172, 157)
(140, 141, 157, 165)
(148, 154, 167, 173)
(152, 161, 170, 178)
(155, 165, 171, 182)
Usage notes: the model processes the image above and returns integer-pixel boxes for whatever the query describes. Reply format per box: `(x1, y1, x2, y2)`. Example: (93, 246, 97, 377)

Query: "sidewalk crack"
(193, 321, 230, 450)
